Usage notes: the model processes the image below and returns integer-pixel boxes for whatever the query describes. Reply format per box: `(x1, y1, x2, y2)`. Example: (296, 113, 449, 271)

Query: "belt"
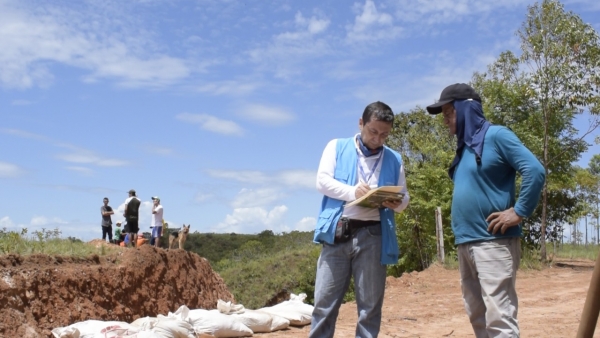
(347, 219, 380, 230)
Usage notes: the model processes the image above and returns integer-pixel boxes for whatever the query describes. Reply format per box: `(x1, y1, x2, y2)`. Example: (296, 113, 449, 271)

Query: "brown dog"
(169, 224, 190, 250)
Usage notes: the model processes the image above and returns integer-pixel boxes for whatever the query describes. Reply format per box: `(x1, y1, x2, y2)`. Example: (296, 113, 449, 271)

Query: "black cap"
(128, 189, 136, 195)
(426, 83, 481, 114)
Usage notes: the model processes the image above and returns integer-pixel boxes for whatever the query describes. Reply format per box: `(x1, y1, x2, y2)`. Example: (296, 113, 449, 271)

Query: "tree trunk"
(540, 103, 549, 262)
(540, 170, 548, 261)
(586, 215, 589, 247)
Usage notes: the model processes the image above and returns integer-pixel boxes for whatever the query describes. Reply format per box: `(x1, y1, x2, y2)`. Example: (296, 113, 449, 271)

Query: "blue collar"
(357, 134, 383, 157)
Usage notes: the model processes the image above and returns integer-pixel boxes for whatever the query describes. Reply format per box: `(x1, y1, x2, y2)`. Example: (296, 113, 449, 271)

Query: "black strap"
(347, 219, 380, 230)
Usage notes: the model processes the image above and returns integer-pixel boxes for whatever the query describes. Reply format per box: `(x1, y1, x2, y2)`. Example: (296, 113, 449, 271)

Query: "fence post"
(435, 207, 445, 264)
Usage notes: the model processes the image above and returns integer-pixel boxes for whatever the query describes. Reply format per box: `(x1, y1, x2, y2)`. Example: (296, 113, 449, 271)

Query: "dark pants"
(102, 225, 113, 242)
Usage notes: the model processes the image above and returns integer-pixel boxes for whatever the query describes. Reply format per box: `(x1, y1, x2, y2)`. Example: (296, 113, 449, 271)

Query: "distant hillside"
(180, 230, 320, 309)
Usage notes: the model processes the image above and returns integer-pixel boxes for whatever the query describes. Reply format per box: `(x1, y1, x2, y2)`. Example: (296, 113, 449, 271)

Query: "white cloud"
(231, 188, 286, 209)
(346, 0, 403, 43)
(11, 99, 32, 106)
(0, 128, 48, 141)
(390, 0, 525, 24)
(196, 80, 262, 96)
(237, 104, 295, 125)
(176, 113, 244, 136)
(0, 1, 191, 89)
(2, 128, 130, 167)
(0, 161, 24, 178)
(194, 193, 213, 203)
(205, 169, 316, 189)
(205, 169, 265, 183)
(247, 11, 332, 79)
(56, 152, 129, 167)
(294, 12, 330, 35)
(212, 205, 288, 233)
(65, 166, 94, 176)
(295, 217, 316, 231)
(0, 216, 15, 228)
(143, 146, 174, 156)
(82, 55, 190, 88)
(278, 170, 317, 189)
(30, 216, 67, 227)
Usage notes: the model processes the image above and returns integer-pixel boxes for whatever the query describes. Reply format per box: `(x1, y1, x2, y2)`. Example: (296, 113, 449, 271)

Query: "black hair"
(103, 197, 109, 201)
(362, 101, 394, 125)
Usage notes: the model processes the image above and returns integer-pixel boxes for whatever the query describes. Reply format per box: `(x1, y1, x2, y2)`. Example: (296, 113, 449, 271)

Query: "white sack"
(217, 299, 245, 315)
(151, 318, 196, 338)
(231, 309, 290, 333)
(51, 326, 80, 338)
(51, 320, 140, 338)
(187, 309, 253, 337)
(131, 316, 160, 330)
(257, 293, 313, 326)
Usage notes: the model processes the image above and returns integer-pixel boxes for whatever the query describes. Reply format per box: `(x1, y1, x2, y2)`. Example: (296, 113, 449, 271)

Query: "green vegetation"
(182, 230, 320, 309)
(0, 227, 121, 256)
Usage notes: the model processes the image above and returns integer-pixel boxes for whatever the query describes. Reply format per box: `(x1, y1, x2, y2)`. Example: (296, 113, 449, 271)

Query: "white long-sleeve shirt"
(316, 134, 410, 220)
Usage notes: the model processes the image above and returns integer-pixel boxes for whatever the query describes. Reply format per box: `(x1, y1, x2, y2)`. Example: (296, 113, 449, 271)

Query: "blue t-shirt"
(451, 126, 545, 245)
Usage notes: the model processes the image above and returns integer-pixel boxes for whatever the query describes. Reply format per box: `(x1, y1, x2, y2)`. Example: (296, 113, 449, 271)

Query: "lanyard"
(357, 151, 382, 184)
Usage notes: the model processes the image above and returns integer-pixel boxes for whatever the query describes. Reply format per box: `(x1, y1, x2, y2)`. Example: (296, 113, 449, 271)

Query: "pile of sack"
(51, 294, 313, 338)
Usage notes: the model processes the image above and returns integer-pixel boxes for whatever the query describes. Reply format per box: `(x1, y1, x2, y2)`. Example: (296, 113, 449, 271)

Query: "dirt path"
(257, 260, 600, 337)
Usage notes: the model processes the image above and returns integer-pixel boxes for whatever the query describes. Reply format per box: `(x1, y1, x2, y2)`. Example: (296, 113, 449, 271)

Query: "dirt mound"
(0, 245, 234, 337)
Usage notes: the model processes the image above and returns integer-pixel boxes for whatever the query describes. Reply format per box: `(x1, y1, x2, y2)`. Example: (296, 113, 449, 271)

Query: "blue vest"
(313, 137, 402, 265)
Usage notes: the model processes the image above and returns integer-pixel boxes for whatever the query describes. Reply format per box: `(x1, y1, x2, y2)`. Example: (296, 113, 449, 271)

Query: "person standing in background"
(151, 196, 163, 248)
(124, 189, 141, 247)
(100, 197, 114, 243)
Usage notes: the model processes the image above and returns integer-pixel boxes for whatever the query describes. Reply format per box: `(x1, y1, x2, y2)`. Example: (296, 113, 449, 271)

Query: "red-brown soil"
(0, 243, 233, 337)
(257, 260, 600, 338)
(1, 242, 599, 338)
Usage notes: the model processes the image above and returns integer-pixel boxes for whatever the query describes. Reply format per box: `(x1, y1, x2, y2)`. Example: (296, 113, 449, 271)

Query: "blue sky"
(1, 0, 599, 241)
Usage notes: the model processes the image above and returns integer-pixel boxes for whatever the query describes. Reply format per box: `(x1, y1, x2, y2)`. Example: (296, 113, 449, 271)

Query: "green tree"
(517, 0, 600, 261)
(588, 155, 600, 244)
(573, 166, 598, 246)
(387, 108, 455, 274)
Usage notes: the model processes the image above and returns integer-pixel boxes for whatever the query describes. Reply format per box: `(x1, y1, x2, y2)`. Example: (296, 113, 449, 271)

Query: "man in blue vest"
(310, 101, 410, 338)
(426, 83, 545, 337)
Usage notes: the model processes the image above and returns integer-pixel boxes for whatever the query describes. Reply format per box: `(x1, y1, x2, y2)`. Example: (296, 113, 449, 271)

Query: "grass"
(0, 227, 121, 257)
(552, 243, 600, 261)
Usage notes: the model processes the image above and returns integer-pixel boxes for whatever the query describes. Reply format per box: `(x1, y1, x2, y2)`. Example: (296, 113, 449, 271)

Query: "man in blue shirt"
(427, 83, 545, 337)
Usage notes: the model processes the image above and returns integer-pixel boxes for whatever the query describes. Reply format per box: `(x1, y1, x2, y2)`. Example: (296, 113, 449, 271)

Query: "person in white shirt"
(310, 101, 410, 338)
(151, 196, 163, 248)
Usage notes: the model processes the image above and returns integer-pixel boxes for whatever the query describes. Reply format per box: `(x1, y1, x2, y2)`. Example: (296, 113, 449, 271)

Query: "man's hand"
(382, 199, 402, 210)
(487, 207, 523, 235)
(354, 182, 371, 199)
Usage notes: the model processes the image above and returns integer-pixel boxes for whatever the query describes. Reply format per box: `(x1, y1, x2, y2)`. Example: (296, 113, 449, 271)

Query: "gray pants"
(458, 237, 521, 338)
(310, 225, 386, 338)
